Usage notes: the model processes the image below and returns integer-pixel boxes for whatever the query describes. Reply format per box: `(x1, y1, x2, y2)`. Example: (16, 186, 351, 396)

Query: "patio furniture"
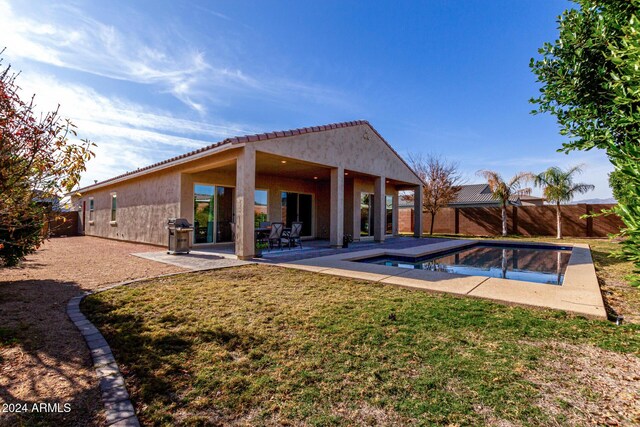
(267, 222, 285, 250)
(282, 222, 303, 249)
(260, 221, 271, 228)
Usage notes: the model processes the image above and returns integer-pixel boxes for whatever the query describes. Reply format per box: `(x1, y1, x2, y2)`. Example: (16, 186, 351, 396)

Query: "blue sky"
(1, 0, 612, 198)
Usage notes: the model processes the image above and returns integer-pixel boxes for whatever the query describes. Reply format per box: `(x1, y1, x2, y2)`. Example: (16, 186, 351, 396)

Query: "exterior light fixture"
(345, 172, 349, 176)
(313, 176, 318, 180)
(281, 160, 287, 164)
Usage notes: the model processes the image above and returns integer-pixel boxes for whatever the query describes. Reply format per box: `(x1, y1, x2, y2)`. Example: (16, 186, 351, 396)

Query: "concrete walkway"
(132, 251, 252, 270)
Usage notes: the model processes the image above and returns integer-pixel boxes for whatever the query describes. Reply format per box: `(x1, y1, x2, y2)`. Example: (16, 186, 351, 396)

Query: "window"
(386, 195, 393, 234)
(110, 193, 117, 222)
(254, 189, 268, 227)
(89, 198, 94, 222)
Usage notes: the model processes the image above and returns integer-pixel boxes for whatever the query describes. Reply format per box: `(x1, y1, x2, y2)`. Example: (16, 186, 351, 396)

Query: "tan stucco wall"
(253, 124, 421, 185)
(76, 170, 181, 246)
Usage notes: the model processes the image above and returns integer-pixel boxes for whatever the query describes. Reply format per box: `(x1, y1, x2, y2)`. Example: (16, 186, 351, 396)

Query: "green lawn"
(83, 264, 640, 426)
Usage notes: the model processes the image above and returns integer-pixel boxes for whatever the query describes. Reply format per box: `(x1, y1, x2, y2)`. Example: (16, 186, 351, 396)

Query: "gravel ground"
(0, 236, 184, 426)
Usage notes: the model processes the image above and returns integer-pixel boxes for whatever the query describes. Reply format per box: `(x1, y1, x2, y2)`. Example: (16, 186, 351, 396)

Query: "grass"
(83, 264, 640, 426)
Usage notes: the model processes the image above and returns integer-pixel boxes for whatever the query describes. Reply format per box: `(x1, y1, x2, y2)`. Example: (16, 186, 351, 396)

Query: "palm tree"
(534, 165, 595, 239)
(477, 170, 534, 236)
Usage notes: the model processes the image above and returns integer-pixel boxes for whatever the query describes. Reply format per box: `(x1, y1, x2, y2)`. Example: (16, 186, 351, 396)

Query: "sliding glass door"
(386, 195, 393, 235)
(360, 193, 375, 237)
(281, 192, 312, 236)
(194, 184, 234, 244)
(215, 187, 234, 243)
(194, 185, 215, 243)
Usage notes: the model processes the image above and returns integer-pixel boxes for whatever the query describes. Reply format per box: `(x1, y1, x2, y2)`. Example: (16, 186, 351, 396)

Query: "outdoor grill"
(167, 218, 193, 255)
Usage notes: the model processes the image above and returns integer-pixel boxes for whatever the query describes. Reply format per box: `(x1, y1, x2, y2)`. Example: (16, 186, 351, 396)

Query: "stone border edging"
(67, 267, 251, 426)
(67, 293, 139, 427)
(66, 271, 195, 427)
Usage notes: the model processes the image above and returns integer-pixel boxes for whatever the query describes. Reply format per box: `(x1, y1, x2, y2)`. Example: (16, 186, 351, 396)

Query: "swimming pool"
(357, 242, 573, 285)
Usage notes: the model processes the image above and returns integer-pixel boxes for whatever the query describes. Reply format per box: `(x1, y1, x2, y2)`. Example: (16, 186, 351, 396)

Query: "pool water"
(359, 243, 573, 285)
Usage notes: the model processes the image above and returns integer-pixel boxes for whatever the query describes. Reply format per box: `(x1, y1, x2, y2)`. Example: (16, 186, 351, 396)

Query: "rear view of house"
(73, 121, 424, 258)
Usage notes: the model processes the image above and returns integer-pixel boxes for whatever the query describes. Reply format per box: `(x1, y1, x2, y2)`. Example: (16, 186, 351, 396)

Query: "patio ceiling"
(256, 152, 331, 181)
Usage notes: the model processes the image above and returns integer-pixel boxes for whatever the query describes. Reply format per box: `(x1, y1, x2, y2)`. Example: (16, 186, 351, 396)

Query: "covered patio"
(176, 123, 425, 259)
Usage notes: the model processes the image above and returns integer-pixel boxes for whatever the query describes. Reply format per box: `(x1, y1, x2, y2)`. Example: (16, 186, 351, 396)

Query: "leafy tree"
(534, 165, 595, 239)
(530, 0, 640, 284)
(476, 170, 533, 237)
(0, 54, 95, 266)
(608, 170, 629, 204)
(405, 154, 463, 235)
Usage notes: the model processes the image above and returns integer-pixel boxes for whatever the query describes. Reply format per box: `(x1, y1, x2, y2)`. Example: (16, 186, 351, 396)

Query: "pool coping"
(280, 239, 607, 319)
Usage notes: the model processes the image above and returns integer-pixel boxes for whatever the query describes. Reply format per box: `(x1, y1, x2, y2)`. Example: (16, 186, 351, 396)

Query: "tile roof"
(449, 184, 496, 205)
(76, 120, 378, 192)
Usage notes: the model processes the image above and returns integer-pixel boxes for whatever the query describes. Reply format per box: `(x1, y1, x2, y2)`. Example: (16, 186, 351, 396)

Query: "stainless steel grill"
(167, 218, 193, 254)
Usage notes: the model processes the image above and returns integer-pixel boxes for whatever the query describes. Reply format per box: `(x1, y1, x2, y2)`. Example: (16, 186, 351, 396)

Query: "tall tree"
(476, 170, 533, 236)
(0, 54, 95, 266)
(405, 154, 462, 235)
(534, 165, 595, 239)
(530, 0, 640, 284)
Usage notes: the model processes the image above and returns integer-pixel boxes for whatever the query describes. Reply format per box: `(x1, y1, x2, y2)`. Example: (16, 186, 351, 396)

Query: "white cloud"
(0, 0, 252, 113)
(0, 0, 351, 113)
(15, 71, 259, 187)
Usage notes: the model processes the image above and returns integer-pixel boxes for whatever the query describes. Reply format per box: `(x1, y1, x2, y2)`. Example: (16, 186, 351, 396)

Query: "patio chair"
(267, 222, 284, 250)
(282, 222, 303, 249)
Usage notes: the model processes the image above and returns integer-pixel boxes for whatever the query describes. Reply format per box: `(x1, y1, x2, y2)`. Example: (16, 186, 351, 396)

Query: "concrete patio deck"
(280, 239, 607, 319)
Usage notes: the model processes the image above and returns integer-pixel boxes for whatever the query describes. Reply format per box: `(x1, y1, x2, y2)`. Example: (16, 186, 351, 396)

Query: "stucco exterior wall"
(253, 124, 421, 185)
(76, 171, 181, 246)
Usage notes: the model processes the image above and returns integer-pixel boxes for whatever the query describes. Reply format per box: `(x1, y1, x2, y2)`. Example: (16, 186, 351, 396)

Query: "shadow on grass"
(81, 295, 265, 421)
(589, 247, 629, 269)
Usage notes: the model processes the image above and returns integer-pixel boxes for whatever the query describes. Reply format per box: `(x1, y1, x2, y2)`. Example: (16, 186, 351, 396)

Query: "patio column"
(373, 176, 386, 242)
(235, 146, 255, 259)
(413, 184, 424, 237)
(392, 192, 399, 236)
(330, 166, 344, 248)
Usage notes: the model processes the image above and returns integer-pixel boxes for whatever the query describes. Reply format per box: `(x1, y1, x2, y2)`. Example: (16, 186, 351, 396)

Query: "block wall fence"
(398, 204, 623, 237)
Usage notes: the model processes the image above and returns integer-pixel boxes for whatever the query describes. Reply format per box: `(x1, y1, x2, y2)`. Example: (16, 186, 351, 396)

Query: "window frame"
(110, 192, 117, 224)
(88, 198, 95, 224)
(254, 188, 269, 227)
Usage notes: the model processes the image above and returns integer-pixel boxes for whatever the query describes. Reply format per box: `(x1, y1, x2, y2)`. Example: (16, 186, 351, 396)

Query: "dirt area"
(0, 236, 183, 426)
